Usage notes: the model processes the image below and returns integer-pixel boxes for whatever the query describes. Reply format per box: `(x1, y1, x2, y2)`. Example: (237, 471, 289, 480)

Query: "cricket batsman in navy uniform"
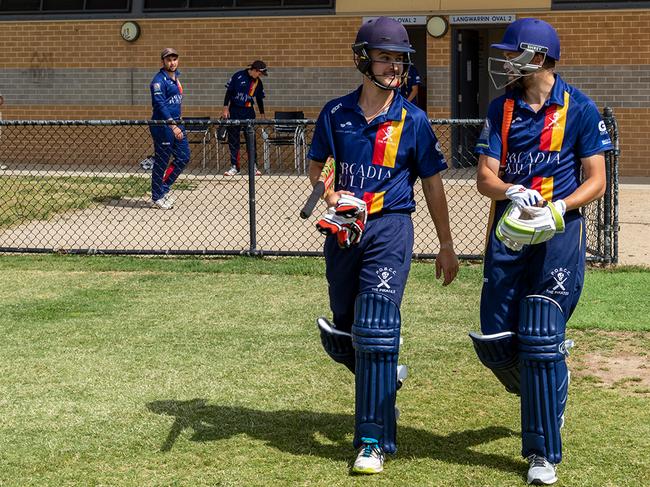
(149, 48, 190, 210)
(470, 18, 613, 485)
(222, 60, 267, 176)
(308, 17, 459, 474)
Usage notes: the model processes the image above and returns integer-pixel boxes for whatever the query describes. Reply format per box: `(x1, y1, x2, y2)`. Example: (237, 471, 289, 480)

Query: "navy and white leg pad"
(352, 292, 401, 454)
(469, 331, 520, 395)
(519, 295, 569, 465)
(317, 317, 355, 374)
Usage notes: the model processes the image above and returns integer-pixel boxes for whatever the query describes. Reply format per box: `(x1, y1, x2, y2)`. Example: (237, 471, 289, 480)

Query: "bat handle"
(300, 181, 325, 219)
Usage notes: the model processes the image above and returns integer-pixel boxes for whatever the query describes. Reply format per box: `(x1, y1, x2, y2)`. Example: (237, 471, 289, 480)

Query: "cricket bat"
(300, 156, 336, 219)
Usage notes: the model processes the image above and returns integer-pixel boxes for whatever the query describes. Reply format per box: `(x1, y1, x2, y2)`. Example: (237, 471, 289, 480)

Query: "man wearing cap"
(148, 48, 190, 209)
(222, 60, 267, 176)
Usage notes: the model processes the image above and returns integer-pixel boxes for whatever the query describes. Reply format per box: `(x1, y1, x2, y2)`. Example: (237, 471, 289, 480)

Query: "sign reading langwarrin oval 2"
(449, 15, 516, 24)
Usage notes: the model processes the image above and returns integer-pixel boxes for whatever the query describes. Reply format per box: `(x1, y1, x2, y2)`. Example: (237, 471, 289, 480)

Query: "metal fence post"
(246, 122, 257, 255)
(603, 107, 620, 265)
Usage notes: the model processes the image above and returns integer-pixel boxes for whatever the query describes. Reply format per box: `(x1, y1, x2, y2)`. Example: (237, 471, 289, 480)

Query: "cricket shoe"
(351, 437, 384, 475)
(224, 166, 239, 176)
(139, 156, 154, 171)
(153, 196, 173, 210)
(527, 454, 558, 485)
(255, 167, 262, 176)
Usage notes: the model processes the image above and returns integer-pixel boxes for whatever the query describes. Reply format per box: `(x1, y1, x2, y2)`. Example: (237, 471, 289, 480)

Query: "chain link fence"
(0, 111, 619, 262)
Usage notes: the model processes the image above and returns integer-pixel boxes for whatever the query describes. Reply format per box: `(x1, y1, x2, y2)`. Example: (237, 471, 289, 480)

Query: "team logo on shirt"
(545, 111, 562, 130)
(548, 267, 571, 296)
(374, 266, 397, 294)
(381, 126, 395, 144)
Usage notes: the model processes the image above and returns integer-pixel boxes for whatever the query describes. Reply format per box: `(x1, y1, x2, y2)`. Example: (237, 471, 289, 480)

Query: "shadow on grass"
(147, 399, 521, 474)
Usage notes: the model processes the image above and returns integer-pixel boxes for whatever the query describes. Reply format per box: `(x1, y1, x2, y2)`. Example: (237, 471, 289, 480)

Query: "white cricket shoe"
(352, 438, 384, 475)
(139, 156, 154, 171)
(153, 197, 173, 210)
(224, 166, 239, 176)
(163, 193, 175, 206)
(255, 167, 262, 176)
(397, 364, 408, 389)
(527, 454, 558, 485)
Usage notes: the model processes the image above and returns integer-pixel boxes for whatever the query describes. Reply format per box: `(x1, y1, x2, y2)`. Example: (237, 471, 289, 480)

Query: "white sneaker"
(397, 364, 408, 389)
(153, 197, 173, 210)
(163, 193, 175, 206)
(352, 438, 384, 475)
(255, 167, 262, 176)
(224, 166, 239, 176)
(139, 156, 154, 171)
(527, 455, 558, 485)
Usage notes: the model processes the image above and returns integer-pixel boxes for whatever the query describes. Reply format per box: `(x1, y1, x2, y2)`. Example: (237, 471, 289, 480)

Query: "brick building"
(0, 0, 647, 176)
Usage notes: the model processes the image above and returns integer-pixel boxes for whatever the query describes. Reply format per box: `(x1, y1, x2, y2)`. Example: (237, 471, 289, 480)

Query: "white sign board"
(362, 16, 428, 26)
(449, 14, 516, 25)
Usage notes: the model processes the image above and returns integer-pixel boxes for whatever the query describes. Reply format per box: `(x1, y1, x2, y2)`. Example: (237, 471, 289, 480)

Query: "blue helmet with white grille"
(488, 18, 560, 89)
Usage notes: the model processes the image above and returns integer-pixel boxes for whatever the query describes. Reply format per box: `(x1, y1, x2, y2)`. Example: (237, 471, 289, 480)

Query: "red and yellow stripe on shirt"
(531, 176, 554, 201)
(177, 80, 183, 95)
(363, 191, 386, 215)
(371, 108, 407, 168)
(539, 91, 570, 152)
(245, 79, 258, 107)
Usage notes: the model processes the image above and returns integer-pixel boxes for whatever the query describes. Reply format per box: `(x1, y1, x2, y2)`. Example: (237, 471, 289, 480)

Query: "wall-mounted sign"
(449, 14, 516, 25)
(362, 16, 427, 26)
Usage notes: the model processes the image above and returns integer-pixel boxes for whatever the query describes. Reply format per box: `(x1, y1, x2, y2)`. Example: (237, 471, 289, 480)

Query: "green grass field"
(0, 256, 648, 486)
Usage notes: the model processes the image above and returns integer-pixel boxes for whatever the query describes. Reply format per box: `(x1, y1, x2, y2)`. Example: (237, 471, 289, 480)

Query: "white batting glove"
(554, 199, 567, 216)
(505, 184, 544, 208)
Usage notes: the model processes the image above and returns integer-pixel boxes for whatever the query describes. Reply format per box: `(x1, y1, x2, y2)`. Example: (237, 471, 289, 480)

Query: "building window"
(144, 0, 331, 8)
(0, 0, 130, 11)
(552, 0, 650, 9)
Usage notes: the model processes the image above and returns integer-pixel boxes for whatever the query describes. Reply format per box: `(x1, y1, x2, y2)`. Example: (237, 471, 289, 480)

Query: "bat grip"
(300, 181, 325, 219)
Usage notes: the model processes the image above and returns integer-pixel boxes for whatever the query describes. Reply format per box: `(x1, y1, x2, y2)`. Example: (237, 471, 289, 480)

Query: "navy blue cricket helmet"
(352, 17, 414, 90)
(488, 18, 560, 89)
(492, 18, 560, 61)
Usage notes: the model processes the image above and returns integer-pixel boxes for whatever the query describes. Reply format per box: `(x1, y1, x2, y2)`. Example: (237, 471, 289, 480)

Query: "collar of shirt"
(159, 68, 181, 81)
(340, 85, 405, 125)
(514, 73, 566, 111)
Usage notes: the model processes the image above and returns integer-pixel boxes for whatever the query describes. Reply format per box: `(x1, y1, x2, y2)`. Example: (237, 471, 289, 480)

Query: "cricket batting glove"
(334, 194, 367, 219)
(496, 201, 565, 251)
(316, 196, 368, 249)
(506, 184, 544, 209)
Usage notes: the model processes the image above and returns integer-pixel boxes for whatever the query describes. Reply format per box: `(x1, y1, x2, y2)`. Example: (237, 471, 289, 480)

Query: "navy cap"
(355, 17, 414, 54)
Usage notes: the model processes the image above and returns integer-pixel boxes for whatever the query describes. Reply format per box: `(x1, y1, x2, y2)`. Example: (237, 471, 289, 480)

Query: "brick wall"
(0, 12, 648, 176)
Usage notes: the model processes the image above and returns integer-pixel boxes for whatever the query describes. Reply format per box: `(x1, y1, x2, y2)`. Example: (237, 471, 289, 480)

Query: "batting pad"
(469, 331, 520, 395)
(317, 317, 355, 373)
(518, 295, 569, 464)
(352, 292, 401, 454)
